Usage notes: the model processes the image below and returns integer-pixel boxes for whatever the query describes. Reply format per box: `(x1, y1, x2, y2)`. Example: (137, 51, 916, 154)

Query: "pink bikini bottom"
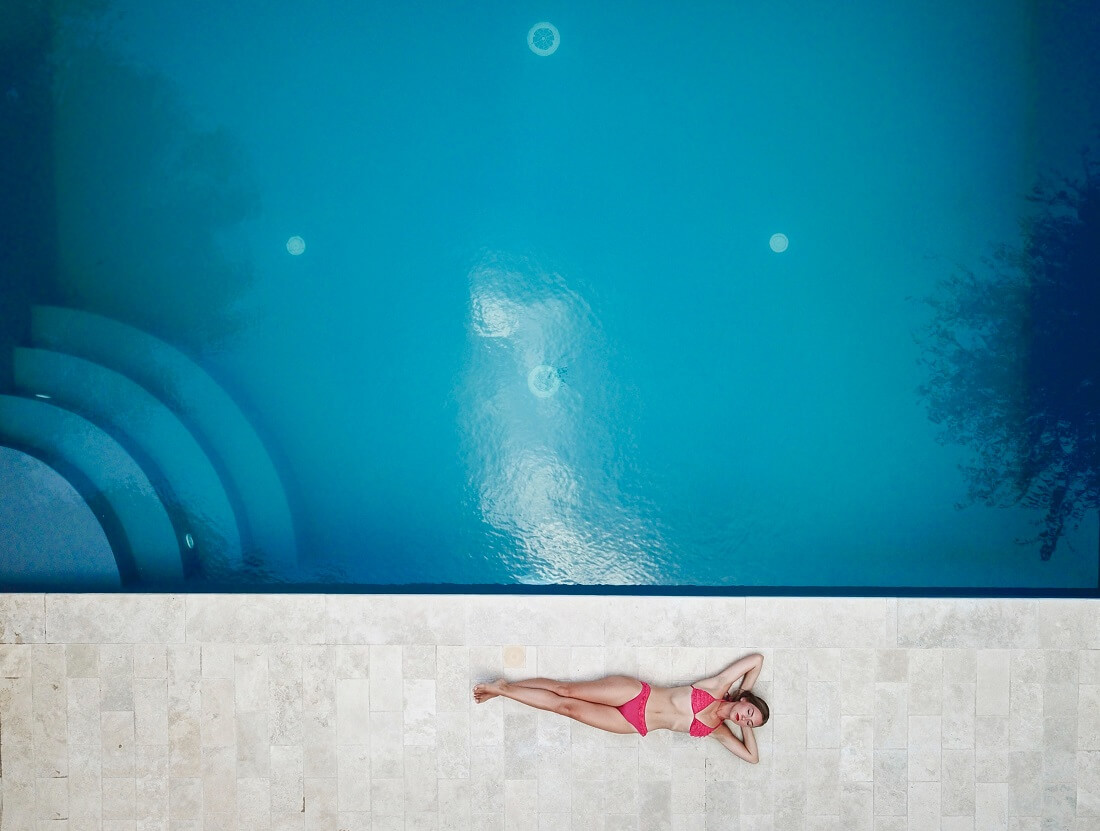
(616, 681, 651, 736)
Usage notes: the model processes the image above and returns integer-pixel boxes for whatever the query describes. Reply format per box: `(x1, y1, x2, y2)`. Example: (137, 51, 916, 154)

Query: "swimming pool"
(2, 1, 1098, 592)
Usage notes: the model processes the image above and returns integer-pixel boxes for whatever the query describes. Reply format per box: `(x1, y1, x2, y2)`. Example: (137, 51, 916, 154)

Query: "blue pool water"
(2, 1, 1099, 591)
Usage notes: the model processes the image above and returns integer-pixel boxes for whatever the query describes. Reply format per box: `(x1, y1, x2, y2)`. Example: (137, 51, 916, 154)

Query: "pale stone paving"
(0, 594, 1098, 829)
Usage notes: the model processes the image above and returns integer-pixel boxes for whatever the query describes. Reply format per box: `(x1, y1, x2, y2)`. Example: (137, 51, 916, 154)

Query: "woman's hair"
(724, 688, 770, 726)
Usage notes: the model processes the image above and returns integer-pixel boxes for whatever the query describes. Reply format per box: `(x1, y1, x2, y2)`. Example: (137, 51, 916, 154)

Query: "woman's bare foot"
(472, 680, 507, 703)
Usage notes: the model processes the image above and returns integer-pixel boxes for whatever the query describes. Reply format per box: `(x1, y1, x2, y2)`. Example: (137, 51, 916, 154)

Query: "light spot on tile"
(503, 645, 526, 669)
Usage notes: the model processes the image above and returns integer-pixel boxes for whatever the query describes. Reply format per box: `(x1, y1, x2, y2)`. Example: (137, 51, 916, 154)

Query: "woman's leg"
(471, 678, 557, 703)
(552, 676, 642, 706)
(472, 680, 635, 735)
(484, 675, 641, 706)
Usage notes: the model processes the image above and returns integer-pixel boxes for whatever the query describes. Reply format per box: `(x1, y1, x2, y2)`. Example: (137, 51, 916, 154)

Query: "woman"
(472, 652, 768, 763)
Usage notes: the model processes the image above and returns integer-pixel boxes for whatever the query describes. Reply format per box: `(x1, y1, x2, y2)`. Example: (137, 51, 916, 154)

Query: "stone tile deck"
(1, 594, 1098, 829)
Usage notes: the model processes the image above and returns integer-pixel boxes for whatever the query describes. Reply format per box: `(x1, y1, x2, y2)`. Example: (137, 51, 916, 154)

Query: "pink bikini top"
(689, 686, 718, 737)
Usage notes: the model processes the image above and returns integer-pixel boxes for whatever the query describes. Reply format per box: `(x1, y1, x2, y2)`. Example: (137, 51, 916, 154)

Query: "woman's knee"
(557, 698, 582, 718)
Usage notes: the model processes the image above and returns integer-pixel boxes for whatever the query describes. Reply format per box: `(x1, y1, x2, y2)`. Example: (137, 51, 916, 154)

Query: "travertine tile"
(770, 649, 807, 717)
(1, 775, 36, 829)
(839, 649, 875, 716)
(405, 746, 439, 813)
(974, 782, 1008, 830)
(200, 678, 235, 748)
(1009, 683, 1042, 751)
(100, 645, 134, 711)
(841, 715, 873, 782)
(135, 745, 168, 818)
(975, 716, 1010, 782)
(1079, 750, 1100, 816)
(976, 651, 1010, 716)
(840, 781, 873, 830)
(0, 593, 46, 643)
(47, 595, 184, 644)
(186, 595, 325, 644)
(67, 676, 101, 764)
(1039, 600, 1100, 649)
(806, 681, 841, 748)
(404, 678, 437, 746)
(907, 649, 941, 716)
(942, 682, 975, 750)
(169, 776, 202, 820)
(234, 646, 269, 712)
(1042, 782, 1077, 828)
(102, 776, 136, 820)
(1081, 650, 1100, 684)
(33, 644, 69, 777)
(1082, 685, 1100, 750)
(907, 780, 939, 831)
(336, 678, 371, 745)
(437, 646, 471, 712)
(236, 776, 271, 828)
(943, 649, 976, 683)
(806, 748, 840, 814)
(1, 643, 32, 677)
(872, 750, 907, 816)
(134, 645, 166, 680)
(336, 745, 370, 811)
(329, 595, 465, 645)
(334, 645, 370, 679)
(201, 744, 235, 817)
(270, 745, 304, 814)
(200, 644, 234, 679)
(941, 749, 975, 815)
(744, 599, 896, 648)
(304, 777, 337, 826)
(873, 684, 907, 750)
(898, 600, 1038, 649)
(36, 775, 68, 820)
(405, 644, 438, 678)
(370, 645, 403, 712)
(269, 674, 303, 746)
(65, 643, 98, 678)
(102, 711, 136, 778)
(234, 711, 270, 778)
(907, 716, 941, 782)
(134, 678, 168, 745)
(1008, 750, 1043, 816)
(876, 650, 908, 683)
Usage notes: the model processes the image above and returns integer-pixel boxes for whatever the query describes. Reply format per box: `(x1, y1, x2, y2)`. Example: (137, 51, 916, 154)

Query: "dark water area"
(0, 3, 56, 391)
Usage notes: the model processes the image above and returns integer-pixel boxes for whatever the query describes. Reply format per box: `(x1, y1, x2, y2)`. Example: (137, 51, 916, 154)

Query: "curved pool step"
(0, 446, 121, 589)
(13, 346, 245, 572)
(31, 305, 297, 568)
(0, 395, 183, 584)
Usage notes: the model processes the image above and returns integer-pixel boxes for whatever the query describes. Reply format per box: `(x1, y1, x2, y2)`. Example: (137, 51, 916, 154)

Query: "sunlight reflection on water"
(459, 252, 664, 584)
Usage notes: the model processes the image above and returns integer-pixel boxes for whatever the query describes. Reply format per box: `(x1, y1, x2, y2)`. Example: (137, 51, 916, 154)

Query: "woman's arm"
(738, 653, 763, 692)
(711, 722, 759, 764)
(698, 653, 764, 694)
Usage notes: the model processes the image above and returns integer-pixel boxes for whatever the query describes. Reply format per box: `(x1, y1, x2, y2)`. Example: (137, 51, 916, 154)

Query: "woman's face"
(724, 697, 761, 728)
